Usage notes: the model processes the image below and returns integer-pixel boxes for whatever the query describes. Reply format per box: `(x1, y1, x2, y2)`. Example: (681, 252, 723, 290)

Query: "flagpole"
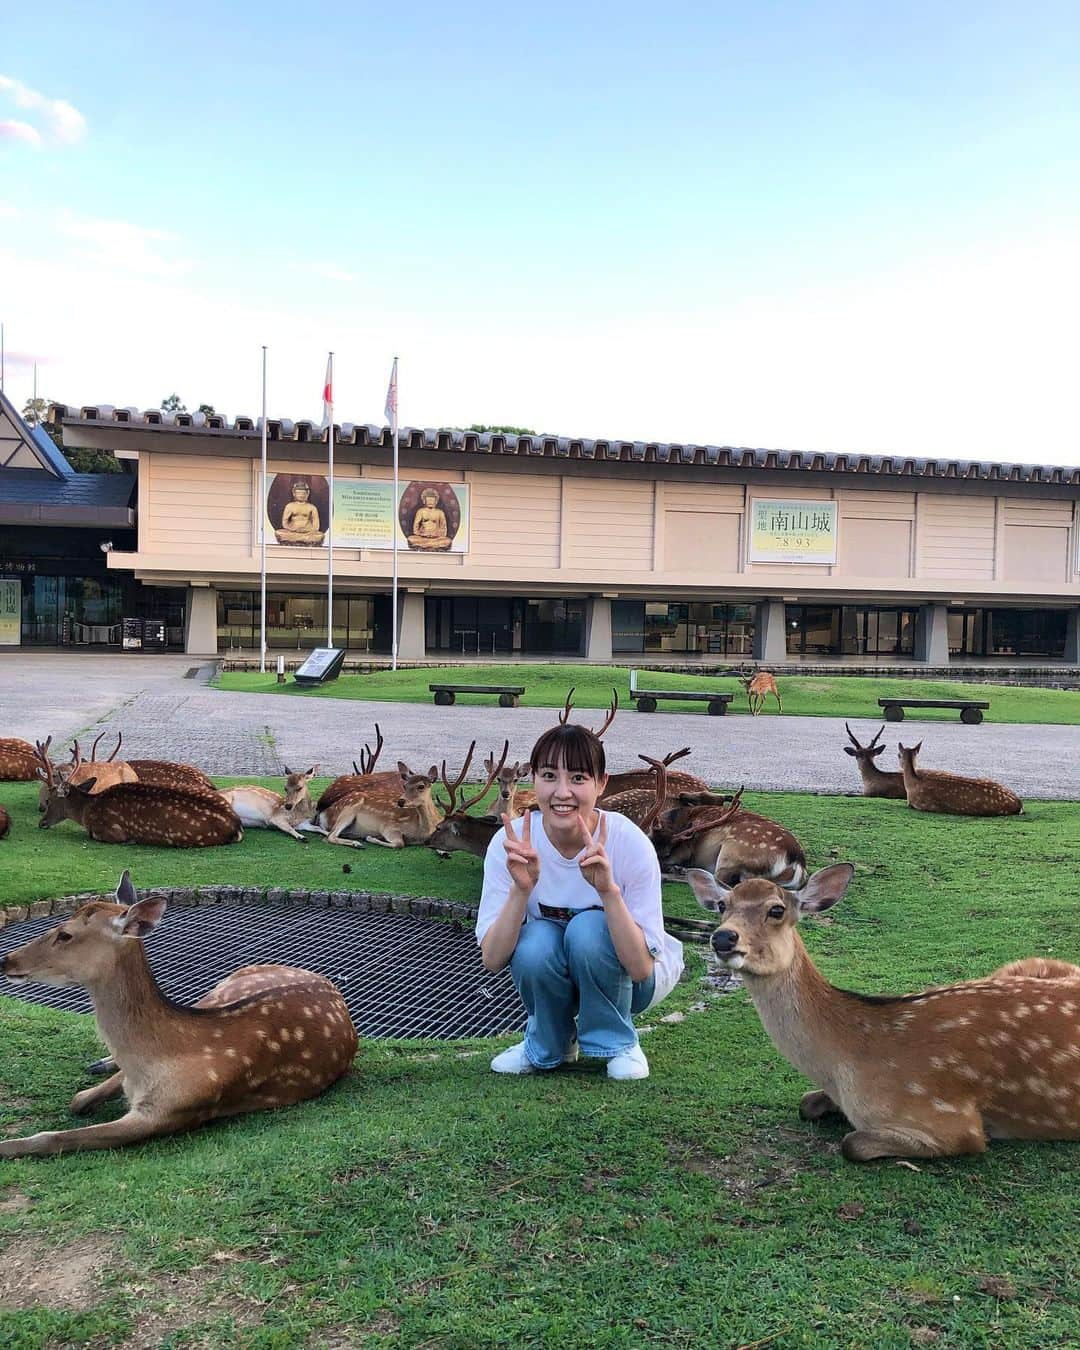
(259, 346, 268, 673)
(391, 356, 399, 672)
(326, 352, 335, 647)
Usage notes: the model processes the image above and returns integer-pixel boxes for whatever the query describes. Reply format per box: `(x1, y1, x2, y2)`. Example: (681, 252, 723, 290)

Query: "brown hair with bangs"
(529, 724, 606, 780)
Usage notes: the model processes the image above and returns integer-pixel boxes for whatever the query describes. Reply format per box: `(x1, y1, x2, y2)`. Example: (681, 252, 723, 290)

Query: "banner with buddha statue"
(266, 474, 470, 552)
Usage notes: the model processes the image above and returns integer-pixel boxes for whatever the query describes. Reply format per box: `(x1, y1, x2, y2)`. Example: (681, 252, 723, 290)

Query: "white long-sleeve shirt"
(476, 808, 684, 1010)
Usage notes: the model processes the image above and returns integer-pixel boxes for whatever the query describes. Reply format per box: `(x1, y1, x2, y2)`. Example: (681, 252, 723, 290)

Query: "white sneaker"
(490, 1039, 579, 1074)
(606, 1044, 650, 1081)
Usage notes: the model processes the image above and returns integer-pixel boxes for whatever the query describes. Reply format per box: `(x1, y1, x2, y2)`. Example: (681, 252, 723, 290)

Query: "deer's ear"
(75, 776, 97, 795)
(35, 765, 51, 781)
(306, 766, 318, 777)
(842, 746, 857, 757)
(115, 869, 137, 906)
(794, 863, 855, 916)
(396, 761, 411, 779)
(114, 897, 167, 938)
(685, 868, 731, 912)
(428, 766, 438, 781)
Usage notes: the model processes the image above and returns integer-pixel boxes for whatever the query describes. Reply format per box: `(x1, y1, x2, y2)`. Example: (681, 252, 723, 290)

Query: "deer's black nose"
(711, 929, 740, 955)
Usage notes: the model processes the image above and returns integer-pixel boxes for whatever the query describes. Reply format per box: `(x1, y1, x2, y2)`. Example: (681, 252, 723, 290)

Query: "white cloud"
(0, 75, 86, 149)
(56, 210, 194, 278)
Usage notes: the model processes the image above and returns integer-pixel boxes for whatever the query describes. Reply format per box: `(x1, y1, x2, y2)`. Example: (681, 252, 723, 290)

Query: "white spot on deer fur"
(931, 1098, 958, 1113)
(267, 1040, 281, 1052)
(907, 1081, 926, 1096)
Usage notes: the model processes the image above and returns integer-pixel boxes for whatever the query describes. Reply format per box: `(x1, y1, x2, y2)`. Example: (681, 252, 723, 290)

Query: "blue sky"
(1, 1, 1078, 460)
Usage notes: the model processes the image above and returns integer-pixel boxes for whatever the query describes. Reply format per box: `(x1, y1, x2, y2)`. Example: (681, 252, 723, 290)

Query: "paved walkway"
(2, 653, 1077, 798)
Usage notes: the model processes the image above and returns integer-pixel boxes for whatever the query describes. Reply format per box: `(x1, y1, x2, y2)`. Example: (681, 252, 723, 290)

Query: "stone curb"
(0, 888, 480, 931)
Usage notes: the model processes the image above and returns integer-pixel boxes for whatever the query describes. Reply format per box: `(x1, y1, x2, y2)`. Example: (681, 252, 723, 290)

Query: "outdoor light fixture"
(99, 540, 113, 553)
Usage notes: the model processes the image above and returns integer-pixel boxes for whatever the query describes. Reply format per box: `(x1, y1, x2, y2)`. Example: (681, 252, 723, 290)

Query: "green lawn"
(215, 663, 1080, 724)
(1, 781, 1080, 1345)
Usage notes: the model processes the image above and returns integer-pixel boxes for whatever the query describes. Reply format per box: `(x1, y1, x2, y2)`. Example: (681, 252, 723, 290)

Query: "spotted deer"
(843, 724, 906, 799)
(601, 746, 708, 800)
(37, 743, 243, 848)
(69, 731, 140, 792)
(738, 668, 782, 716)
(600, 754, 675, 834)
(688, 865, 1080, 1162)
(315, 725, 404, 814)
(127, 760, 217, 793)
(425, 743, 508, 858)
(898, 742, 1023, 817)
(220, 767, 324, 842)
(654, 789, 807, 889)
(0, 870, 357, 1157)
(0, 737, 40, 782)
(316, 748, 473, 849)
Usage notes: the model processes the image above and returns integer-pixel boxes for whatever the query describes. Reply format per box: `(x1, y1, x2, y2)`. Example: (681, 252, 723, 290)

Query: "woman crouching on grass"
(476, 720, 684, 1081)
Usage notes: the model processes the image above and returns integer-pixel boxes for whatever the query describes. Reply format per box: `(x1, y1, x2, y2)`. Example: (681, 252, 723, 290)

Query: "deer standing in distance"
(316, 743, 484, 848)
(688, 864, 1080, 1161)
(897, 742, 1022, 817)
(0, 737, 40, 782)
(220, 766, 325, 842)
(485, 741, 537, 819)
(37, 742, 244, 848)
(315, 725, 406, 814)
(654, 788, 808, 889)
(737, 668, 783, 716)
(425, 743, 509, 858)
(0, 870, 357, 1157)
(843, 724, 906, 799)
(601, 746, 709, 800)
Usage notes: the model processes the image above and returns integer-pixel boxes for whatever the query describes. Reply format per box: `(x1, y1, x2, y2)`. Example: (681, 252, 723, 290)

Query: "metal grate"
(0, 905, 526, 1041)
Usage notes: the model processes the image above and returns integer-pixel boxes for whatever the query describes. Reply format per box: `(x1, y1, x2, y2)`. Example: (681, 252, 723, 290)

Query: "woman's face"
(533, 757, 607, 834)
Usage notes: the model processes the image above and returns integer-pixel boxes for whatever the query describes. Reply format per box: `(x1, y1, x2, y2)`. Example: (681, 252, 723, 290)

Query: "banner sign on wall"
(747, 498, 838, 564)
(0, 578, 21, 646)
(266, 475, 469, 553)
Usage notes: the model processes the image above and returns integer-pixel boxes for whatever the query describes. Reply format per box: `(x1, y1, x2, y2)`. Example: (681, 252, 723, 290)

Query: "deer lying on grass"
(843, 724, 906, 799)
(654, 789, 808, 888)
(0, 738, 40, 782)
(316, 747, 474, 848)
(601, 746, 709, 800)
(898, 742, 1023, 817)
(220, 766, 324, 842)
(127, 760, 216, 793)
(314, 725, 406, 814)
(0, 870, 357, 1157)
(37, 743, 243, 848)
(600, 755, 675, 833)
(37, 733, 139, 811)
(688, 865, 1080, 1161)
(738, 668, 782, 716)
(425, 743, 507, 858)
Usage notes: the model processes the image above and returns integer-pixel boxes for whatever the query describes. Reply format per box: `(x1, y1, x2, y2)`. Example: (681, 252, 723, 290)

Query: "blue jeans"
(510, 910, 656, 1069)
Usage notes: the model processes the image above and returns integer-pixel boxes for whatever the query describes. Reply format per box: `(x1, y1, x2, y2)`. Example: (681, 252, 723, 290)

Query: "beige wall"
(122, 450, 1080, 600)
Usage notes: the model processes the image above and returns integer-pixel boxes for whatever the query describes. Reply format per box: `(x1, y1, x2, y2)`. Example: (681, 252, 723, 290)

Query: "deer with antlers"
(843, 724, 906, 799)
(36, 742, 243, 848)
(425, 743, 509, 858)
(737, 668, 782, 716)
(0, 869, 357, 1157)
(0, 738, 41, 782)
(688, 864, 1080, 1161)
(898, 742, 1023, 817)
(314, 725, 406, 814)
(653, 788, 807, 889)
(601, 746, 709, 800)
(600, 754, 678, 834)
(220, 766, 325, 842)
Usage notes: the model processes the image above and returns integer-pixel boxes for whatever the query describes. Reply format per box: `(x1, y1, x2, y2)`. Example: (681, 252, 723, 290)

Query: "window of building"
(612, 600, 755, 655)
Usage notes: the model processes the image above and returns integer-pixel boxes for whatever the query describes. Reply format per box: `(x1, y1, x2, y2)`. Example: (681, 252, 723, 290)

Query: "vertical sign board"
(747, 499, 838, 564)
(0, 579, 21, 646)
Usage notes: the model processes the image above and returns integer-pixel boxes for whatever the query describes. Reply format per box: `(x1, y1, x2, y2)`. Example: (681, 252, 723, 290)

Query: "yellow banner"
(0, 578, 21, 646)
(748, 498, 837, 564)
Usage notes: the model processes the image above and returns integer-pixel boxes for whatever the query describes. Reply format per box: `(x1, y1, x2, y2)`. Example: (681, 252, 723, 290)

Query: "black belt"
(538, 903, 604, 924)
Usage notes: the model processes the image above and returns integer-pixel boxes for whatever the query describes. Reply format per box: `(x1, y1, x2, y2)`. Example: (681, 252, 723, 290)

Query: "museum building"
(20, 400, 1080, 666)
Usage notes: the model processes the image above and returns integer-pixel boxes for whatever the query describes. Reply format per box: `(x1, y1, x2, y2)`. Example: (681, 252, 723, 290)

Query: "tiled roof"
(50, 403, 1080, 487)
(0, 467, 135, 526)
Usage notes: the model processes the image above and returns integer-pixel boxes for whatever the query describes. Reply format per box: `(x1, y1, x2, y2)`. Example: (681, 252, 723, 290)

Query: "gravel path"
(2, 653, 1077, 798)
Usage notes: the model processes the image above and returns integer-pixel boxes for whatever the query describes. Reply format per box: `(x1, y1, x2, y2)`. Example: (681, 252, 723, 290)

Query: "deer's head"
(283, 765, 318, 811)
(1, 870, 164, 988)
(396, 762, 439, 810)
(843, 723, 888, 760)
(687, 865, 855, 977)
(897, 741, 923, 772)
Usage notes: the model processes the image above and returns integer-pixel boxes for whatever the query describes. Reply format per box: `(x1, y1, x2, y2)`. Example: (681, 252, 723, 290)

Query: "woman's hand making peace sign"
(502, 809, 541, 895)
(576, 812, 616, 899)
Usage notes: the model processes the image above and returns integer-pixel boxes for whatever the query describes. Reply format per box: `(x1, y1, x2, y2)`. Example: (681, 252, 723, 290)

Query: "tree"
(198, 403, 216, 416)
(21, 396, 48, 427)
(161, 393, 186, 412)
(466, 424, 537, 435)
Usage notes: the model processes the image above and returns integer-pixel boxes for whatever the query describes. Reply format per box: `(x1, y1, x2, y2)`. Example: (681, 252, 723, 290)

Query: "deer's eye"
(55, 930, 73, 943)
(713, 900, 726, 914)
(768, 904, 787, 920)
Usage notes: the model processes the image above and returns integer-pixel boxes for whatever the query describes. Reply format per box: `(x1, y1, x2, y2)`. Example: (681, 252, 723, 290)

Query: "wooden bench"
(878, 697, 990, 725)
(429, 683, 525, 708)
(629, 670, 733, 716)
